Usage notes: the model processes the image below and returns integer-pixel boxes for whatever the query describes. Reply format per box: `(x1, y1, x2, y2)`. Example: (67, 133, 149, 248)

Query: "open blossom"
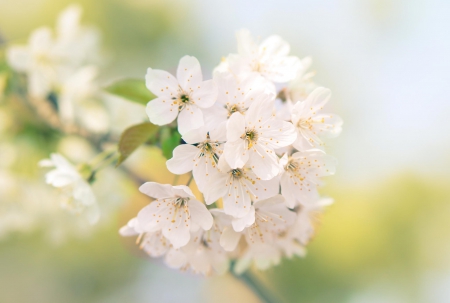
(224, 29, 301, 83)
(39, 153, 99, 224)
(202, 159, 279, 218)
(291, 87, 343, 151)
(136, 182, 213, 249)
(280, 150, 336, 207)
(223, 95, 297, 180)
(116, 30, 342, 276)
(166, 126, 225, 201)
(202, 71, 274, 133)
(145, 56, 218, 135)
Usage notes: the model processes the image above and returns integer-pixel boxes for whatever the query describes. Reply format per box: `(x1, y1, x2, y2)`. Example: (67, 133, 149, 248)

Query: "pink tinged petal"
(188, 199, 213, 230)
(191, 79, 218, 109)
(177, 105, 204, 135)
(177, 55, 202, 91)
(165, 248, 187, 268)
(6, 46, 31, 72)
(248, 144, 280, 180)
(226, 112, 245, 142)
(145, 68, 179, 97)
(166, 144, 199, 174)
(146, 97, 178, 125)
(139, 182, 174, 199)
(232, 206, 255, 232)
(172, 185, 194, 198)
(259, 35, 290, 57)
(220, 226, 242, 251)
(223, 140, 248, 169)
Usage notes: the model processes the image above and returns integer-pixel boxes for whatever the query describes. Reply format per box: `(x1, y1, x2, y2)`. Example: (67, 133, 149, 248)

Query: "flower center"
(286, 158, 299, 171)
(231, 169, 243, 179)
(241, 129, 258, 149)
(173, 91, 193, 112)
(226, 104, 246, 117)
(174, 197, 189, 207)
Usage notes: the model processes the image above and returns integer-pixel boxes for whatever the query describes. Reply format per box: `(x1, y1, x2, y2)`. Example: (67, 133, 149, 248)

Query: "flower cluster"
(6, 5, 109, 133)
(121, 29, 343, 275)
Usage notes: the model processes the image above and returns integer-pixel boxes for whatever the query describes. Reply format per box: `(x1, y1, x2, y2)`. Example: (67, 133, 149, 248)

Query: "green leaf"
(161, 128, 181, 159)
(117, 122, 158, 166)
(104, 78, 155, 105)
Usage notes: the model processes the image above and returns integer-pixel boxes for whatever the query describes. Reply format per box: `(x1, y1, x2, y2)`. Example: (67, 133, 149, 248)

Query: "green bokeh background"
(1, 0, 450, 302)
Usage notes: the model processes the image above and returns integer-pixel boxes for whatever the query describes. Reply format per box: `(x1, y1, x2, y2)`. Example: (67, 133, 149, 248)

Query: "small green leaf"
(104, 78, 155, 105)
(161, 129, 181, 159)
(117, 122, 158, 166)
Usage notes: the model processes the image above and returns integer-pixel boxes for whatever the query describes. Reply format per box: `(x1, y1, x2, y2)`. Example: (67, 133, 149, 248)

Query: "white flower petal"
(189, 199, 213, 231)
(145, 68, 179, 97)
(220, 226, 242, 251)
(146, 96, 178, 125)
(191, 79, 217, 109)
(166, 144, 199, 175)
(177, 55, 202, 91)
(232, 206, 255, 232)
(139, 182, 174, 199)
(177, 105, 204, 135)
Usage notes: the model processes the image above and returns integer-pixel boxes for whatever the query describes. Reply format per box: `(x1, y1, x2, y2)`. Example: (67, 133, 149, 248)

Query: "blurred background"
(1, 0, 450, 302)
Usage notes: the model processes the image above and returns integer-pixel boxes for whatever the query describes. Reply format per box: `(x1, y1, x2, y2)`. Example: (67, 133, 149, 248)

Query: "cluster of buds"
(121, 29, 343, 275)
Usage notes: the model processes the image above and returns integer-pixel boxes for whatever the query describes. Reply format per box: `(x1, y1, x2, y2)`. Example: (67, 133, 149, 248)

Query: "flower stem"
(232, 271, 283, 303)
(186, 173, 194, 186)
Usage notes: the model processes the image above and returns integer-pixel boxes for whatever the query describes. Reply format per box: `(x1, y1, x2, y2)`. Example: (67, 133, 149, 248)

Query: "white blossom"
(202, 71, 274, 133)
(39, 153, 99, 224)
(291, 87, 343, 151)
(223, 95, 297, 180)
(279, 150, 336, 208)
(224, 29, 301, 83)
(202, 159, 279, 218)
(136, 182, 213, 249)
(145, 56, 218, 135)
(166, 126, 225, 200)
